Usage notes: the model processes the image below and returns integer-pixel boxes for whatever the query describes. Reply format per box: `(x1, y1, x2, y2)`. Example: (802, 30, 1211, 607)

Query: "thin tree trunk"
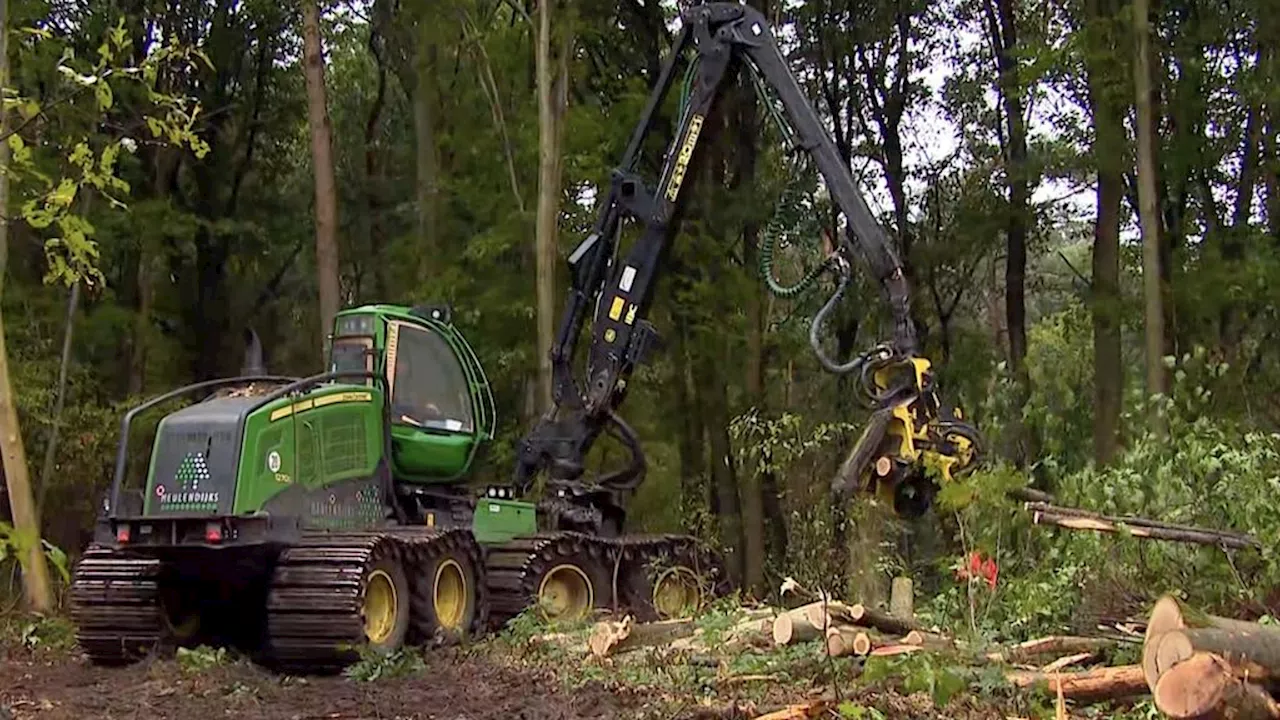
(534, 0, 567, 411)
(1133, 0, 1167, 408)
(36, 281, 79, 521)
(365, 24, 389, 299)
(1084, 0, 1127, 466)
(303, 0, 341, 355)
(414, 25, 440, 273)
(0, 0, 52, 610)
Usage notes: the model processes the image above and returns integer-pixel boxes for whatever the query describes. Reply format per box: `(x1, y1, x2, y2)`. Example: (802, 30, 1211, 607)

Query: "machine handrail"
(109, 375, 298, 518)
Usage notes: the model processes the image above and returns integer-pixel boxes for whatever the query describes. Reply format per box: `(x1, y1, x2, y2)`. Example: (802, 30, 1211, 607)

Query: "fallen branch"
(589, 616, 696, 657)
(987, 635, 1118, 665)
(1024, 502, 1259, 545)
(1028, 504, 1260, 550)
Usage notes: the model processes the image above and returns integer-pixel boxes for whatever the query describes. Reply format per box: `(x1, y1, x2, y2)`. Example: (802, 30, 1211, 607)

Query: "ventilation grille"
(323, 411, 366, 477)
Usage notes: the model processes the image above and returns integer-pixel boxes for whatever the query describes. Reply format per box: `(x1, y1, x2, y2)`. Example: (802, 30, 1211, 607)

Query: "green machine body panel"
(329, 304, 496, 485)
(471, 498, 538, 544)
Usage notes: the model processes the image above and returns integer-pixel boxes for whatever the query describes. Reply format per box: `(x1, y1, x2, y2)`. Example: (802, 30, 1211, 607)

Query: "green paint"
(471, 498, 537, 544)
(233, 385, 384, 514)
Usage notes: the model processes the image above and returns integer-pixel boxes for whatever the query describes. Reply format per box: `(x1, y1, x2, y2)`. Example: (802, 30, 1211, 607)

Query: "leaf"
(95, 80, 114, 110)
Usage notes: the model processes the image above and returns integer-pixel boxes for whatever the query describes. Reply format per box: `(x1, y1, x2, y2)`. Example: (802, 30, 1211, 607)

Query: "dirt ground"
(0, 646, 647, 720)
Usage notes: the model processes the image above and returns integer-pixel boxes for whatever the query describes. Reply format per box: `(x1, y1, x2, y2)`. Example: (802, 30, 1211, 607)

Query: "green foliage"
(0, 522, 70, 586)
(16, 614, 76, 652)
(342, 646, 427, 682)
(176, 645, 231, 674)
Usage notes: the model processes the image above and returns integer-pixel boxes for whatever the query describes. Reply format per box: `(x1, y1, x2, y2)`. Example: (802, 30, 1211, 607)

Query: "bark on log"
(1005, 664, 1148, 704)
(870, 644, 923, 657)
(845, 603, 922, 635)
(1143, 594, 1271, 691)
(589, 617, 696, 657)
(1153, 628, 1280, 683)
(1154, 652, 1280, 719)
(990, 635, 1117, 664)
(1024, 502, 1258, 544)
(1029, 505, 1260, 550)
(773, 606, 822, 645)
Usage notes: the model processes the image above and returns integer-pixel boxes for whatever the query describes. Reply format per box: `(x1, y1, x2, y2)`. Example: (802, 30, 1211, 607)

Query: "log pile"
(1142, 594, 1280, 719)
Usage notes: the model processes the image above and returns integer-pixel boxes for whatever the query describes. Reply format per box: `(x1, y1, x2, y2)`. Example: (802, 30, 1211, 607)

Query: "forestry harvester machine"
(70, 2, 984, 673)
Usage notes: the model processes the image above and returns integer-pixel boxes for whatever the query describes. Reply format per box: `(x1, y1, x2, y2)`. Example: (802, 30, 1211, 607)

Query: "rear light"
(204, 522, 223, 543)
(115, 524, 130, 543)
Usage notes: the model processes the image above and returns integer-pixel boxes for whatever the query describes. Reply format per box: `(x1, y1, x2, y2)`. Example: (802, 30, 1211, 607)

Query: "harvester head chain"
(69, 544, 164, 665)
(482, 531, 619, 629)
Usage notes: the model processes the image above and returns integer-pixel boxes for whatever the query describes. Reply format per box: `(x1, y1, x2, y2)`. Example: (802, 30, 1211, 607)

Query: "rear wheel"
(531, 549, 611, 624)
(412, 548, 479, 643)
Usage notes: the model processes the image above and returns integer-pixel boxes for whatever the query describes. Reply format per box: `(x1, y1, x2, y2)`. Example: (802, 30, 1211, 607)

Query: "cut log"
(1040, 653, 1095, 673)
(1152, 628, 1280, 683)
(1005, 664, 1148, 704)
(1154, 652, 1280, 719)
(870, 644, 924, 657)
(990, 635, 1117, 664)
(1142, 594, 1273, 692)
(750, 701, 832, 720)
(845, 603, 921, 635)
(772, 606, 822, 645)
(589, 617, 696, 657)
(1031, 508, 1259, 550)
(824, 625, 865, 657)
(890, 577, 914, 621)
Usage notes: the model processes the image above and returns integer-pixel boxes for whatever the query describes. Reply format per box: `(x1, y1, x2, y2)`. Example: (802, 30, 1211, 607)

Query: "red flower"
(955, 550, 998, 590)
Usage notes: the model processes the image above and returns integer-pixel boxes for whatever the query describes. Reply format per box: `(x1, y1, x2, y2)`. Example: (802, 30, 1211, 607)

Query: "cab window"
(389, 323, 474, 433)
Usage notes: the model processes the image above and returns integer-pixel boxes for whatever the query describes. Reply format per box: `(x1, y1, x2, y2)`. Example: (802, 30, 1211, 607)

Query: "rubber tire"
(529, 549, 613, 624)
(412, 546, 479, 645)
(362, 555, 411, 655)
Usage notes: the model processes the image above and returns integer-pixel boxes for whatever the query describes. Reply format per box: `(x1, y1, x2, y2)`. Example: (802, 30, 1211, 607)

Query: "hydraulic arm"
(514, 2, 983, 525)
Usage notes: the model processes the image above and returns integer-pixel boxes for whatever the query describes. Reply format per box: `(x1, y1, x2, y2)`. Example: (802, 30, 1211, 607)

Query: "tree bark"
(414, 29, 440, 274)
(1083, 0, 1128, 466)
(1005, 664, 1148, 703)
(988, 0, 1032, 464)
(37, 281, 79, 520)
(1133, 0, 1168, 408)
(534, 0, 569, 411)
(303, 0, 341, 356)
(0, 0, 52, 611)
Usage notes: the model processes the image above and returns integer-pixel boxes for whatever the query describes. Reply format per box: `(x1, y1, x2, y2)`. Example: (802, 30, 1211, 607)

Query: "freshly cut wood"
(890, 577, 914, 621)
(1024, 502, 1259, 545)
(773, 606, 822, 645)
(870, 644, 924, 657)
(1142, 594, 1272, 692)
(824, 626, 880, 657)
(1155, 652, 1280, 719)
(802, 600, 858, 630)
(1030, 506, 1259, 550)
(1153, 628, 1280, 682)
(1006, 664, 1148, 704)
(588, 617, 696, 657)
(845, 603, 921, 635)
(1040, 653, 1095, 673)
(990, 635, 1116, 664)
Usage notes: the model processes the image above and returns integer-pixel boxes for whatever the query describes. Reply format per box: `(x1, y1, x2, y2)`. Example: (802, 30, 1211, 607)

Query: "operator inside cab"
(389, 323, 474, 435)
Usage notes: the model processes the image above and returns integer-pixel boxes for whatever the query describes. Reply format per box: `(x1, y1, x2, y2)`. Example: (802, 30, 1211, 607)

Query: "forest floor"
(0, 612, 1150, 720)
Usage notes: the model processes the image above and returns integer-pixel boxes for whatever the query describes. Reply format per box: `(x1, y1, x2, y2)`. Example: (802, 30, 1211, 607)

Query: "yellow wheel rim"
(652, 566, 702, 619)
(363, 568, 398, 645)
(434, 559, 468, 630)
(536, 564, 593, 622)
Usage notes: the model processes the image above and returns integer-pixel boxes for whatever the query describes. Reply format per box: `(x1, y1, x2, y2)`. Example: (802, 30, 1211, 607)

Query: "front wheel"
(360, 556, 410, 654)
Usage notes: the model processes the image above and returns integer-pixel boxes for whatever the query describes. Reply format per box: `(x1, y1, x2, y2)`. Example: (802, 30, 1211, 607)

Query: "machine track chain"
(262, 527, 484, 674)
(68, 544, 164, 665)
(483, 531, 729, 627)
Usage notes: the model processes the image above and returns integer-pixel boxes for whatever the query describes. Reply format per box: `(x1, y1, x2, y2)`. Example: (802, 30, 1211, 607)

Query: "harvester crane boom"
(514, 3, 978, 522)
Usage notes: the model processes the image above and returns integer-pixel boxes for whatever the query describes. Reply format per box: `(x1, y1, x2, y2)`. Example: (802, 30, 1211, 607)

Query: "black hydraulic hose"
(807, 266, 867, 375)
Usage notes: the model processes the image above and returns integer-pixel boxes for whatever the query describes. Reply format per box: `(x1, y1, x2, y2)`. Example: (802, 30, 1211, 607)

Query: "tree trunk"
(0, 0, 52, 611)
(414, 23, 440, 277)
(991, 0, 1032, 465)
(303, 0, 341, 357)
(37, 281, 79, 520)
(1155, 653, 1280, 720)
(1083, 0, 1127, 466)
(534, 0, 568, 411)
(1133, 0, 1168, 408)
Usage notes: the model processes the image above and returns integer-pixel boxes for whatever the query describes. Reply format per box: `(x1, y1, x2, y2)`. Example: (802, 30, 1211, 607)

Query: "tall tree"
(534, 0, 571, 410)
(1081, 0, 1129, 465)
(1133, 0, 1167, 406)
(304, 0, 341, 354)
(0, 0, 52, 612)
